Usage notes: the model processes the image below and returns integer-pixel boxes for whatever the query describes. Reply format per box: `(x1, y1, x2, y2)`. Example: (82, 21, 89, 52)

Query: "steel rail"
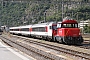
(13, 35, 90, 60)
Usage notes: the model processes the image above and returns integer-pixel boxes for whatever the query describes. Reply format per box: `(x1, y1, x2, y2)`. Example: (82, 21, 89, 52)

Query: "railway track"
(76, 40, 90, 49)
(82, 34, 90, 38)
(0, 35, 90, 60)
(82, 34, 90, 40)
(78, 34, 90, 49)
(0, 35, 69, 60)
(79, 44, 90, 49)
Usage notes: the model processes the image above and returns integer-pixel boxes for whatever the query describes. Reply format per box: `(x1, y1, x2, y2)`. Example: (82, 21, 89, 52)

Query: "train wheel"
(46, 37, 51, 41)
(53, 36, 57, 42)
(55, 36, 63, 43)
(76, 43, 82, 46)
(58, 39, 63, 43)
(63, 38, 68, 44)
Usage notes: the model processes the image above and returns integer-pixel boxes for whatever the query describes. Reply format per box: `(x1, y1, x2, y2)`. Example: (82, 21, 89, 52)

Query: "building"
(79, 20, 90, 28)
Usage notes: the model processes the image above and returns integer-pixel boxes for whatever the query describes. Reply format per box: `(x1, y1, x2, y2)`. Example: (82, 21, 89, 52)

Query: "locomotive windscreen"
(57, 23, 78, 28)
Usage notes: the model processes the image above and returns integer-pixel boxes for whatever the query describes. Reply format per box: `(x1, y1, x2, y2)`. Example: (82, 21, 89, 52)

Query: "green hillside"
(0, 0, 90, 27)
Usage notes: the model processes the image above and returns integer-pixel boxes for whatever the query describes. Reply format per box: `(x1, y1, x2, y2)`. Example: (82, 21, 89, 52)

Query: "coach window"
(32, 27, 45, 32)
(10, 29, 13, 31)
(21, 28, 29, 31)
(32, 28, 36, 31)
(39, 27, 45, 32)
(32, 28, 39, 31)
(13, 29, 19, 31)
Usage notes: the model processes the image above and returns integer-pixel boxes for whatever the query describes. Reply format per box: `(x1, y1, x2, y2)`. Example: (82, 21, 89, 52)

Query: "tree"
(83, 25, 90, 33)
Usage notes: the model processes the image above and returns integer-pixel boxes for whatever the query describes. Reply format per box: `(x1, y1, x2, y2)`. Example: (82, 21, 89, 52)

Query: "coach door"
(52, 24, 57, 36)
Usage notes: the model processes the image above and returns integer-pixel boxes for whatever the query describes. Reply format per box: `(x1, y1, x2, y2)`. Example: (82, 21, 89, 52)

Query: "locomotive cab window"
(57, 23, 61, 28)
(62, 23, 78, 28)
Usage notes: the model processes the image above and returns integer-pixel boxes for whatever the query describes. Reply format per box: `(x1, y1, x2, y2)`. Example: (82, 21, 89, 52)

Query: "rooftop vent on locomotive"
(54, 17, 83, 45)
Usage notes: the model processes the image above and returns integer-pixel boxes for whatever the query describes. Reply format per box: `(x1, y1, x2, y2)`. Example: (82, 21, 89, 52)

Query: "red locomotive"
(53, 17, 83, 44)
(10, 17, 83, 45)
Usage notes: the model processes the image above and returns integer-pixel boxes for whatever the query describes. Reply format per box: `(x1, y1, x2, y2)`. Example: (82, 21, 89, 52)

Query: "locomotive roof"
(62, 20, 78, 24)
(62, 17, 78, 24)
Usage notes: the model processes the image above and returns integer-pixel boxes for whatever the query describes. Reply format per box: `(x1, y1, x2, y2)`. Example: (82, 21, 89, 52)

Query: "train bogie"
(63, 36, 83, 45)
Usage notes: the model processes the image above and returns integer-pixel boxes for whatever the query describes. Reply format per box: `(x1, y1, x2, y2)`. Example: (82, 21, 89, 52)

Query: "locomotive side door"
(56, 23, 62, 36)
